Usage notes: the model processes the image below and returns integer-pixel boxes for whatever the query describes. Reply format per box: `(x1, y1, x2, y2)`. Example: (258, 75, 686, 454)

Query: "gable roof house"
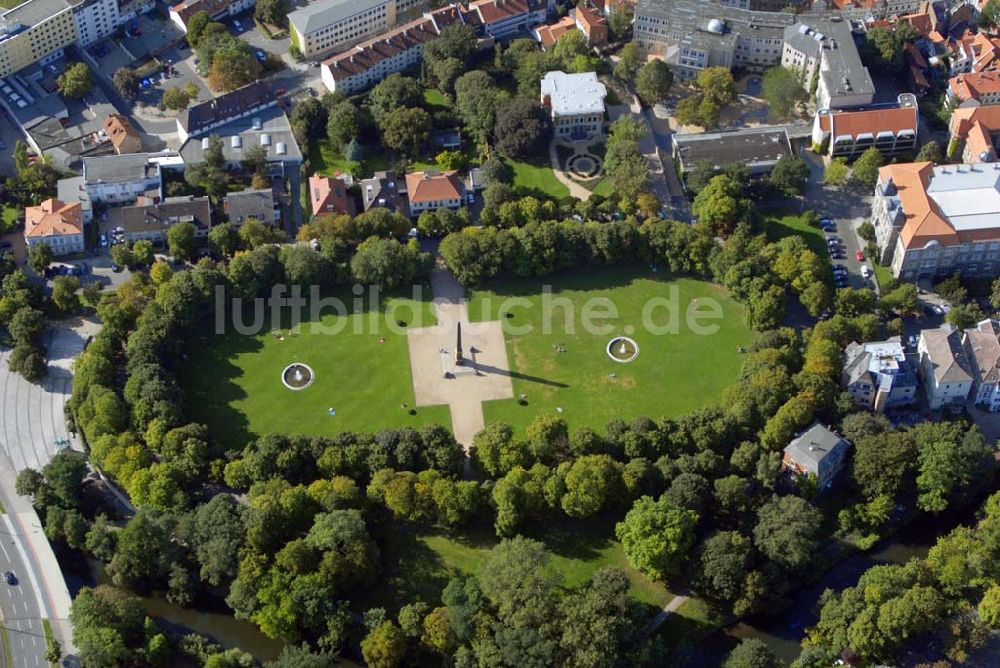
(225, 188, 280, 225)
(948, 105, 1000, 163)
(404, 170, 465, 215)
(308, 173, 354, 218)
(24, 198, 85, 256)
(948, 71, 1000, 107)
(782, 423, 852, 491)
(842, 337, 919, 412)
(360, 171, 408, 214)
(532, 15, 577, 49)
(919, 325, 975, 409)
(575, 3, 608, 47)
(176, 81, 278, 144)
(964, 318, 1000, 412)
(103, 114, 143, 155)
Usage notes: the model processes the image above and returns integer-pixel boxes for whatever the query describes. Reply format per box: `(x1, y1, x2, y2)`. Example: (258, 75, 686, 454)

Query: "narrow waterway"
(691, 504, 982, 666)
(62, 557, 284, 662)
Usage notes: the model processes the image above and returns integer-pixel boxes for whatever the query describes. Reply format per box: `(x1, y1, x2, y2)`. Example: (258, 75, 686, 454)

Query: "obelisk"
(455, 322, 464, 365)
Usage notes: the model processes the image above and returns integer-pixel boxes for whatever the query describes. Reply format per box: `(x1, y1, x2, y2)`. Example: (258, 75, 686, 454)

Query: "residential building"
(57, 175, 92, 224)
(24, 197, 84, 255)
(540, 70, 607, 140)
(841, 337, 919, 412)
(781, 23, 823, 82)
(963, 318, 1000, 412)
(73, 0, 119, 47)
(405, 170, 465, 215)
(672, 126, 792, 186)
(825, 0, 921, 17)
(948, 71, 1000, 107)
(811, 16, 874, 110)
(289, 0, 427, 60)
(106, 195, 212, 243)
(225, 187, 280, 225)
(634, 0, 795, 80)
(533, 14, 576, 48)
(82, 153, 162, 204)
(469, 0, 547, 40)
(871, 161, 1000, 280)
(812, 96, 919, 159)
(176, 81, 278, 143)
(320, 17, 439, 95)
(178, 107, 302, 177)
(103, 113, 142, 155)
(919, 325, 974, 409)
(0, 0, 78, 78)
(169, 0, 256, 33)
(360, 171, 407, 213)
(575, 3, 608, 47)
(782, 423, 852, 491)
(948, 104, 1000, 163)
(308, 173, 353, 217)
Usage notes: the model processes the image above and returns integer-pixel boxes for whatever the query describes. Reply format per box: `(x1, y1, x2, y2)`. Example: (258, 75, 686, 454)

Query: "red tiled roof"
(949, 72, 1000, 102)
(825, 106, 918, 140)
(405, 170, 463, 203)
(309, 173, 352, 217)
(534, 16, 576, 48)
(25, 199, 83, 238)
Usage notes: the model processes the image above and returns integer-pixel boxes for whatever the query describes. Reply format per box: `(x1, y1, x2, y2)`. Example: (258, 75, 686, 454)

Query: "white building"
(964, 319, 1000, 412)
(919, 326, 974, 410)
(540, 70, 607, 140)
(289, 0, 427, 60)
(73, 0, 119, 47)
(82, 153, 163, 204)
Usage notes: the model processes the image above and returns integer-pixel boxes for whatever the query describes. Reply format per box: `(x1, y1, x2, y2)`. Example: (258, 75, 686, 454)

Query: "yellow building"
(0, 0, 78, 78)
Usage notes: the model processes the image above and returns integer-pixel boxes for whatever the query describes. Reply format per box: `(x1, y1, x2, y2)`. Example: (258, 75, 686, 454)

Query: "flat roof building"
(107, 194, 212, 242)
(540, 70, 607, 140)
(178, 107, 302, 176)
(672, 127, 792, 183)
(224, 187, 279, 225)
(289, 0, 427, 60)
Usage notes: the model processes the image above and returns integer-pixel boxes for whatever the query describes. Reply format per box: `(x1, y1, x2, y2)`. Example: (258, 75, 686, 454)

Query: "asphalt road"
(0, 508, 47, 668)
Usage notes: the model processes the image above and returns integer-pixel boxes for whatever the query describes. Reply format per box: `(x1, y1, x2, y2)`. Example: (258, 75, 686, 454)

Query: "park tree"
(454, 71, 503, 147)
(979, 585, 1000, 628)
(916, 140, 944, 163)
(8, 344, 45, 383)
(113, 68, 140, 98)
(724, 638, 783, 668)
(326, 101, 361, 152)
(604, 115, 649, 199)
(131, 239, 155, 268)
(289, 97, 328, 146)
(209, 222, 241, 257)
(692, 174, 750, 236)
(71, 585, 146, 667)
(162, 87, 191, 111)
(916, 426, 994, 513)
(753, 495, 821, 570)
(57, 63, 93, 99)
(361, 620, 405, 667)
(769, 154, 809, 197)
(615, 495, 698, 580)
(676, 67, 735, 128)
(635, 59, 673, 106)
(493, 97, 552, 158)
(823, 157, 849, 186)
(149, 262, 172, 286)
(608, 7, 633, 41)
(762, 66, 806, 120)
(27, 242, 52, 274)
(693, 530, 754, 606)
(9, 306, 46, 346)
(368, 74, 423, 124)
(851, 147, 885, 187)
(110, 244, 135, 269)
(380, 107, 431, 157)
(254, 0, 288, 28)
(241, 145, 268, 178)
(51, 275, 79, 313)
(167, 222, 198, 262)
(186, 11, 212, 46)
(208, 44, 262, 92)
(614, 42, 642, 81)
(350, 237, 426, 289)
(853, 431, 917, 500)
(984, 0, 1000, 30)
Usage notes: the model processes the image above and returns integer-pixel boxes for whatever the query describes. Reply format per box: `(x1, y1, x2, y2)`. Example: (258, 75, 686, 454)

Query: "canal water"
(691, 505, 983, 666)
(62, 557, 284, 662)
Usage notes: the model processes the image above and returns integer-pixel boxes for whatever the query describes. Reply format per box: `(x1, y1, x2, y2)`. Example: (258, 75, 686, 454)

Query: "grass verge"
(508, 154, 570, 199)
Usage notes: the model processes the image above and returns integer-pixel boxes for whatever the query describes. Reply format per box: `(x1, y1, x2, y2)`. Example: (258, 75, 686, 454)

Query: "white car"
(860, 265, 871, 279)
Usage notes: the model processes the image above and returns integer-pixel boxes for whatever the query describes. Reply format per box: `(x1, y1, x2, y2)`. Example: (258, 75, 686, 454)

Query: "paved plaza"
(408, 270, 514, 448)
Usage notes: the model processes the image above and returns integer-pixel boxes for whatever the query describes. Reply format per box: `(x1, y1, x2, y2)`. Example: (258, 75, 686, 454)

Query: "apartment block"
(321, 17, 438, 95)
(919, 325, 974, 410)
(812, 96, 918, 159)
(82, 153, 163, 204)
(948, 72, 1000, 107)
(0, 0, 78, 78)
(964, 318, 1000, 412)
(73, 0, 118, 47)
(170, 0, 257, 33)
(24, 197, 84, 256)
(871, 161, 1000, 281)
(289, 0, 427, 60)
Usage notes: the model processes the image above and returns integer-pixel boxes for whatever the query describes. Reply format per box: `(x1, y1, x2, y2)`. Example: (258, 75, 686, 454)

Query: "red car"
(855, 250, 865, 262)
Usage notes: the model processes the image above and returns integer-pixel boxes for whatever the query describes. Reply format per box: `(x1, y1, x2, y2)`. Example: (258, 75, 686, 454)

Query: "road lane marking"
(0, 518, 44, 620)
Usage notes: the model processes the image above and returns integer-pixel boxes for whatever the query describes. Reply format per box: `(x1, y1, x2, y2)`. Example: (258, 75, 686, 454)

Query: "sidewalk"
(0, 467, 75, 659)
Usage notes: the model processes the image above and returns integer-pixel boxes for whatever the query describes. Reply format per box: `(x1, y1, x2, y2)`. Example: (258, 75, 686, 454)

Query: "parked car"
(860, 265, 871, 279)
(233, 19, 243, 31)
(855, 250, 865, 262)
(908, 334, 918, 348)
(256, 50, 267, 63)
(100, 234, 108, 247)
(111, 263, 122, 273)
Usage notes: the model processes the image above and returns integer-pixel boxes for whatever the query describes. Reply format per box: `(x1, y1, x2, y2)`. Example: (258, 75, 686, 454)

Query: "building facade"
(107, 195, 212, 243)
(0, 0, 77, 78)
(782, 423, 851, 491)
(82, 153, 163, 204)
(320, 17, 438, 95)
(871, 162, 1000, 281)
(289, 0, 427, 60)
(919, 325, 974, 410)
(540, 70, 607, 140)
(24, 197, 85, 255)
(405, 170, 464, 215)
(812, 97, 919, 159)
(964, 318, 1000, 412)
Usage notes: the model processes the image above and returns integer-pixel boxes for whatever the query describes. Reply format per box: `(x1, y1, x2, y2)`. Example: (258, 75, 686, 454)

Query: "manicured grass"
(180, 289, 451, 448)
(507, 154, 570, 199)
(365, 517, 674, 613)
(590, 178, 615, 197)
(467, 266, 751, 433)
(423, 89, 450, 111)
(307, 139, 390, 179)
(0, 0, 21, 7)
(872, 262, 895, 290)
(1, 204, 19, 234)
(761, 211, 828, 260)
(656, 597, 729, 650)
